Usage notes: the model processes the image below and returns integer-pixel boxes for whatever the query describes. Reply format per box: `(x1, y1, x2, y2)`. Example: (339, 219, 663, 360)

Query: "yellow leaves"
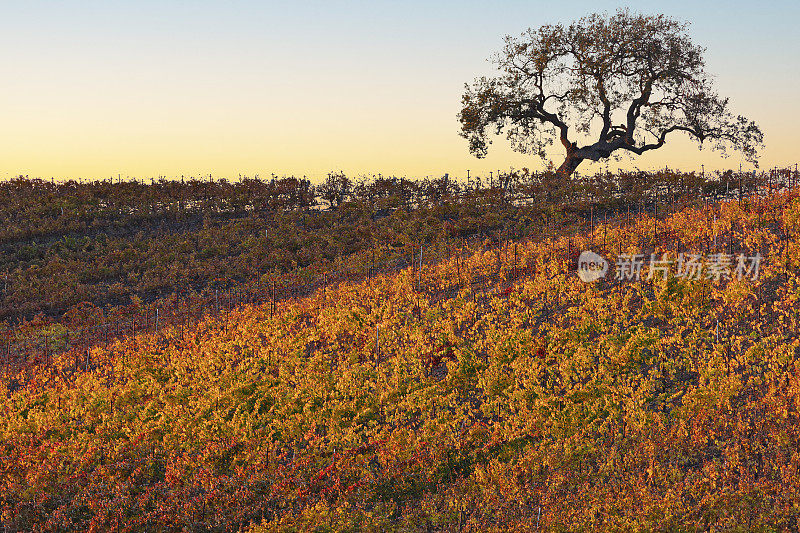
(6, 190, 800, 530)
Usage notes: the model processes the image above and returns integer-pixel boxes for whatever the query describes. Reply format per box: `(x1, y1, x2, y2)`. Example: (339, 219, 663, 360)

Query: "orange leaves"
(4, 187, 800, 530)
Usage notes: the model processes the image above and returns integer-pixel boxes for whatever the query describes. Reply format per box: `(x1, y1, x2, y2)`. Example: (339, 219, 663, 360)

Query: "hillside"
(0, 174, 521, 325)
(1, 189, 799, 531)
(1, 168, 771, 329)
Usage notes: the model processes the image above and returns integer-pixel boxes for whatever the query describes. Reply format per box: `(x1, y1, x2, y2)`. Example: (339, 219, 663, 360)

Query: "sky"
(1, 0, 798, 183)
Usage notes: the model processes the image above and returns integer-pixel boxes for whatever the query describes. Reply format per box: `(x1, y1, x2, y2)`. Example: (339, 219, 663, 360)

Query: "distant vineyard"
(1, 167, 795, 328)
(2, 167, 797, 378)
(1, 185, 799, 530)
(1, 176, 797, 381)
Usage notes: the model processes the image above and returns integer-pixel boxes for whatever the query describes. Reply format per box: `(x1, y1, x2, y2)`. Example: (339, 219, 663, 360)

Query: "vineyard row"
(2, 184, 797, 385)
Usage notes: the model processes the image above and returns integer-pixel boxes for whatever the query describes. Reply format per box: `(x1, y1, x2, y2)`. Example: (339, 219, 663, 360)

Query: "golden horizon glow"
(1, 1, 797, 183)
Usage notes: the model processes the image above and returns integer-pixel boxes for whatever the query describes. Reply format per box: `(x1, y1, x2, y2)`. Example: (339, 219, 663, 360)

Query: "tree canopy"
(459, 10, 764, 177)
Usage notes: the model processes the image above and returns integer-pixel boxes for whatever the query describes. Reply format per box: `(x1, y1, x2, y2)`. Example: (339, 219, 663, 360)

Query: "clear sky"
(1, 0, 797, 182)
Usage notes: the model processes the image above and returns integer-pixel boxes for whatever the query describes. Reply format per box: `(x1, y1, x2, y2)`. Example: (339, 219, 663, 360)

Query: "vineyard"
(2, 168, 796, 376)
(1, 180, 799, 531)
(2, 168, 793, 327)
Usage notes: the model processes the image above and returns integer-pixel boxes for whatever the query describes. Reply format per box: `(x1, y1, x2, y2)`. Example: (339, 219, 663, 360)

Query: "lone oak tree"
(459, 10, 763, 177)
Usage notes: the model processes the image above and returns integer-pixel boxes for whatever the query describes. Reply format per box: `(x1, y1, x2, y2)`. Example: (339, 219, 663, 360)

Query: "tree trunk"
(557, 155, 583, 178)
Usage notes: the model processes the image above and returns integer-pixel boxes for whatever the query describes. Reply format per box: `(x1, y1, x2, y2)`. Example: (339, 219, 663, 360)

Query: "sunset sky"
(2, 0, 797, 183)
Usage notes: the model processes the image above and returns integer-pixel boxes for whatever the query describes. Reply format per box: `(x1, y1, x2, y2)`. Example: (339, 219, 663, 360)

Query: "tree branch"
(623, 125, 703, 154)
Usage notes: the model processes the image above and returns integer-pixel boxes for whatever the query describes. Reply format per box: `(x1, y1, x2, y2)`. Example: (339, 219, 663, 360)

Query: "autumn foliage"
(2, 187, 800, 531)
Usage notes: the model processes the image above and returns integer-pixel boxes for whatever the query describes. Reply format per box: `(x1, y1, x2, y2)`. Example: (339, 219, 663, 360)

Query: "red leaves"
(424, 340, 457, 369)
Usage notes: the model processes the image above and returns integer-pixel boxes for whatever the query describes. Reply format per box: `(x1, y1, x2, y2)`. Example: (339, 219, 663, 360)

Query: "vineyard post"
(567, 238, 571, 272)
(713, 212, 717, 249)
(225, 293, 231, 331)
(457, 247, 461, 283)
(418, 243, 422, 292)
(784, 225, 789, 283)
(739, 169, 742, 206)
(514, 242, 518, 280)
(653, 211, 657, 246)
(769, 167, 772, 193)
(86, 347, 90, 371)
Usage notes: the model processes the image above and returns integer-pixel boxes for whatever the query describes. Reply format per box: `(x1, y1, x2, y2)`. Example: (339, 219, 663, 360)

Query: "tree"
(318, 171, 351, 210)
(459, 10, 763, 178)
